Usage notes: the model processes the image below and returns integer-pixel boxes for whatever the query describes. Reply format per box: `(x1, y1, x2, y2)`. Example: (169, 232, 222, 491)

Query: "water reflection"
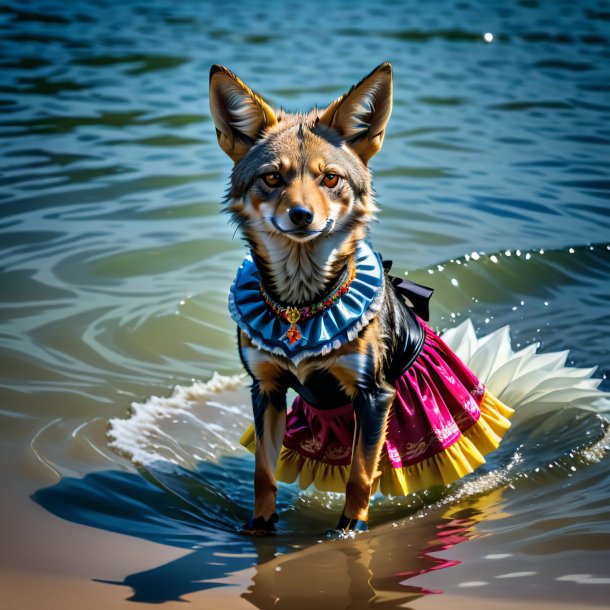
(33, 458, 508, 607)
(242, 491, 509, 610)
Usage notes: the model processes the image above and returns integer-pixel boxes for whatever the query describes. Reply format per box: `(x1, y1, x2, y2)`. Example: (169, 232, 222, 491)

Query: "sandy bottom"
(2, 430, 608, 610)
(2, 469, 608, 610)
(3, 566, 608, 610)
(414, 595, 607, 610)
(4, 554, 608, 610)
(2, 495, 609, 610)
(0, 570, 244, 610)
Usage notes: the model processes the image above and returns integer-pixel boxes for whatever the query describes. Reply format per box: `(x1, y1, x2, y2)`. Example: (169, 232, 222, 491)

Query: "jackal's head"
(209, 63, 392, 302)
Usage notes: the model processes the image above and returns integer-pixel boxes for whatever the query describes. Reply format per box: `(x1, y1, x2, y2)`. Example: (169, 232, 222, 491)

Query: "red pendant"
(286, 323, 302, 345)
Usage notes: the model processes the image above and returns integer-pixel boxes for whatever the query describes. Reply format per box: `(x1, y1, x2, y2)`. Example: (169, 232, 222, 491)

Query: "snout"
(267, 191, 334, 241)
(288, 205, 313, 228)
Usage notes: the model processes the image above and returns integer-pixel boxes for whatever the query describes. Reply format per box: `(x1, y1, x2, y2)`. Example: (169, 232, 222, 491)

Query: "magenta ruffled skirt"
(241, 322, 513, 495)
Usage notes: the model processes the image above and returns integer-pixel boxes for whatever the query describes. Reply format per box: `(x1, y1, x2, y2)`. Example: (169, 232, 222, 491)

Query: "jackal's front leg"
(241, 381, 287, 535)
(338, 383, 396, 532)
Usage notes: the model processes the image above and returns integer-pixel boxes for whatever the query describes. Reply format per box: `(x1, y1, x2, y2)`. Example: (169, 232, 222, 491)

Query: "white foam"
(107, 372, 249, 466)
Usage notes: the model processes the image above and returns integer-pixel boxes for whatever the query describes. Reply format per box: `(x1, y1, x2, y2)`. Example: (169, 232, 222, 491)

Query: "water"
(1, 0, 609, 608)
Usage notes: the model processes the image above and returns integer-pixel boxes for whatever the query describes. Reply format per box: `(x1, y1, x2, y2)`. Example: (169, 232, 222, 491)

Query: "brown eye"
(262, 172, 283, 188)
(323, 173, 339, 188)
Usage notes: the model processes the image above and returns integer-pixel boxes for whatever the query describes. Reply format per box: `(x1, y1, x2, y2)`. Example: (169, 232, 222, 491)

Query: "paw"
(325, 513, 368, 539)
(240, 512, 279, 536)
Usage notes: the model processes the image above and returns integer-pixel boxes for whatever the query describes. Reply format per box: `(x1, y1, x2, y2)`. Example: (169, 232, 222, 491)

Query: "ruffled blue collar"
(228, 241, 384, 364)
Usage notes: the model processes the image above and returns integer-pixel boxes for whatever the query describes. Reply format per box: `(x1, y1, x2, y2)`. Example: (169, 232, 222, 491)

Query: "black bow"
(382, 259, 434, 321)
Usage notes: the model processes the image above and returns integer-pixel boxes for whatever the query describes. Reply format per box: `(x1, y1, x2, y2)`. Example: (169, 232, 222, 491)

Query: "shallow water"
(1, 0, 610, 608)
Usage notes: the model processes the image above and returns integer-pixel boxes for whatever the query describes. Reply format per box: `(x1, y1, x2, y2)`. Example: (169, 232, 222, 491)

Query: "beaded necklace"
(259, 262, 357, 346)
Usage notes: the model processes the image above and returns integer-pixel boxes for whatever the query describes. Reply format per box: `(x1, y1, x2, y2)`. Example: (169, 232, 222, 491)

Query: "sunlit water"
(1, 0, 610, 608)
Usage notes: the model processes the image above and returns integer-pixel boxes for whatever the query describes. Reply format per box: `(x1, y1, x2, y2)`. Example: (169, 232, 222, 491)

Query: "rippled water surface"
(1, 1, 610, 608)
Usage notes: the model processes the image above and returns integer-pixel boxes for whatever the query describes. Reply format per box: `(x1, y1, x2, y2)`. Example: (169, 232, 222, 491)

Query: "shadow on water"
(32, 453, 501, 608)
(32, 457, 258, 603)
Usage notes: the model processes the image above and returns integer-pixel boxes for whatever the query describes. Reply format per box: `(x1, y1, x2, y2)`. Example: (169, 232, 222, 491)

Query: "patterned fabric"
(282, 320, 486, 470)
(228, 240, 384, 363)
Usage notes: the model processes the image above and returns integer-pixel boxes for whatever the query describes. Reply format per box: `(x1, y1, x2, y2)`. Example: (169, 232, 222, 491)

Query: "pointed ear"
(209, 65, 278, 163)
(319, 63, 393, 164)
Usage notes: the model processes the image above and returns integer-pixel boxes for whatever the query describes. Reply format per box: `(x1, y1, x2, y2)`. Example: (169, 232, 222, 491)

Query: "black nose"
(288, 205, 313, 228)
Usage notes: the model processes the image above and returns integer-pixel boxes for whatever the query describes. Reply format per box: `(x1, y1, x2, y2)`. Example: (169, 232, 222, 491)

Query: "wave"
(107, 319, 610, 532)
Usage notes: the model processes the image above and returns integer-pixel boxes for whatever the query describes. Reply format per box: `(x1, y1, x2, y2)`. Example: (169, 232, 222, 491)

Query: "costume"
(231, 241, 513, 496)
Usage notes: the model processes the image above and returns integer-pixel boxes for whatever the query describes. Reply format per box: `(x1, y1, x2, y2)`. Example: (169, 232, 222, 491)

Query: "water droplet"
(486, 554, 512, 560)
(496, 571, 538, 579)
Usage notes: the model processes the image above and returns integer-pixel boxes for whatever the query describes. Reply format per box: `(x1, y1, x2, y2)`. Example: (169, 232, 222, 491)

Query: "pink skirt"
(241, 322, 514, 496)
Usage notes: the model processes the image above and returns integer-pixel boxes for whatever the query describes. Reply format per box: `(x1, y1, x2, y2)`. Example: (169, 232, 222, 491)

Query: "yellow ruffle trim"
(239, 389, 514, 496)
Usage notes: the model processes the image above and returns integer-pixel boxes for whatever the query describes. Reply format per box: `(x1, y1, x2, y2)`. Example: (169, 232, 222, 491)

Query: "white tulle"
(441, 320, 610, 426)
